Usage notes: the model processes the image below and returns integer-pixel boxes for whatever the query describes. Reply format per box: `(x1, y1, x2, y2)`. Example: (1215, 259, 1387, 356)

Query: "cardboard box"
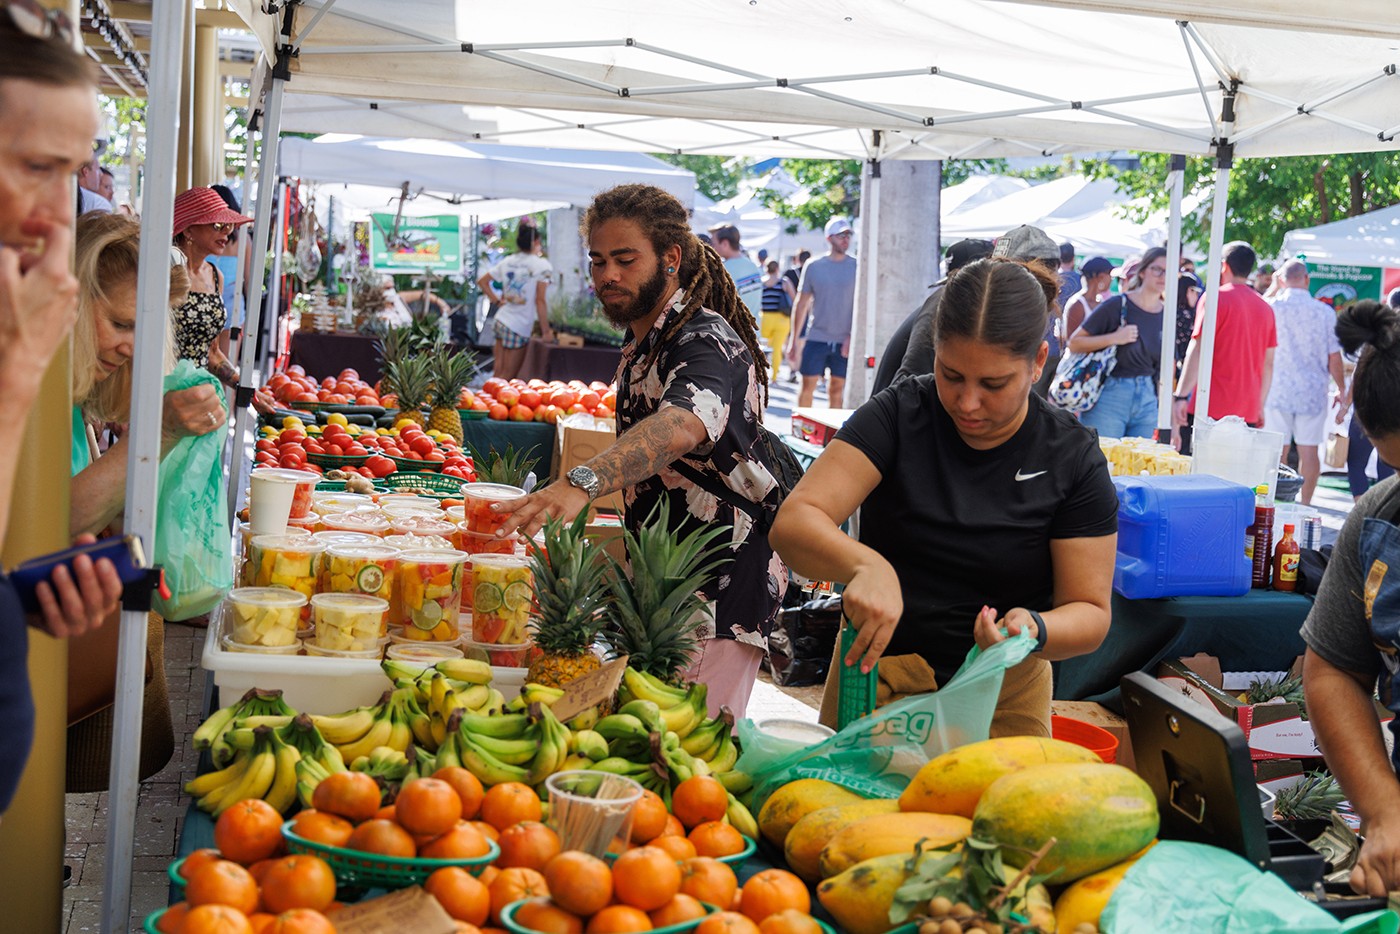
(585, 509, 627, 566)
(1156, 654, 1394, 761)
(1051, 700, 1135, 773)
(1253, 757, 1321, 794)
(554, 419, 624, 513)
(791, 407, 855, 447)
(557, 332, 585, 347)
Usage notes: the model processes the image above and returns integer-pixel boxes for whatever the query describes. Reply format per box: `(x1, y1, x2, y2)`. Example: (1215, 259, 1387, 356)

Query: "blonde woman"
(69, 213, 227, 537)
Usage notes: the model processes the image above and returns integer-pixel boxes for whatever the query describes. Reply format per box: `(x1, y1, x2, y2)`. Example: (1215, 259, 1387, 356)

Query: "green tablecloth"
(1054, 589, 1313, 712)
(462, 419, 556, 480)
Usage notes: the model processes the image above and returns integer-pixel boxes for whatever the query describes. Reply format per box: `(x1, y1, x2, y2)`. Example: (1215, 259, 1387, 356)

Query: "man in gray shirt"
(787, 216, 857, 408)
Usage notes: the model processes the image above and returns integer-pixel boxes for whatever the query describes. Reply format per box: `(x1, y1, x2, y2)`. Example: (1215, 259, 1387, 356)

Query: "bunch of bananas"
(185, 713, 345, 816)
(193, 687, 297, 768)
(382, 658, 507, 751)
(435, 702, 573, 788)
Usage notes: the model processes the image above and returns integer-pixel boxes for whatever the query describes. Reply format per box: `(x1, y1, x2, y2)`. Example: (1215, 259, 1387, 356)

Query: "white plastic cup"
(250, 472, 298, 535)
(545, 770, 644, 858)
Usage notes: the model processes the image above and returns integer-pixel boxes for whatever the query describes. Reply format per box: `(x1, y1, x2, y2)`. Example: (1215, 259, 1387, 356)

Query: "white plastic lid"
(304, 642, 382, 659)
(460, 482, 526, 500)
(397, 548, 469, 565)
(320, 512, 391, 532)
(248, 534, 327, 554)
(251, 467, 320, 485)
(226, 586, 310, 609)
(382, 533, 455, 551)
(312, 531, 381, 547)
(310, 592, 390, 613)
(470, 552, 531, 569)
(386, 642, 465, 661)
(389, 516, 458, 535)
(326, 543, 401, 560)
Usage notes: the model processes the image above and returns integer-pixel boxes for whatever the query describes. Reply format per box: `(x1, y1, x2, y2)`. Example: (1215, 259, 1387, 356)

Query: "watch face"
(568, 467, 598, 495)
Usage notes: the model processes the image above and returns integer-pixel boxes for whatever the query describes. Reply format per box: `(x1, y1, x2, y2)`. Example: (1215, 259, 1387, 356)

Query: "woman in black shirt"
(770, 259, 1118, 736)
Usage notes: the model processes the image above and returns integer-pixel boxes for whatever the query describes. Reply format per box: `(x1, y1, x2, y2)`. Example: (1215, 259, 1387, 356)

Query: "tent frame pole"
(860, 145, 882, 402)
(103, 0, 186, 926)
(1194, 87, 1237, 424)
(266, 179, 290, 378)
(1157, 154, 1185, 433)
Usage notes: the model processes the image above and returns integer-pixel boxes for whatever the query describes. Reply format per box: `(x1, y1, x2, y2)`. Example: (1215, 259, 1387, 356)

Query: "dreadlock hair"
(582, 183, 769, 403)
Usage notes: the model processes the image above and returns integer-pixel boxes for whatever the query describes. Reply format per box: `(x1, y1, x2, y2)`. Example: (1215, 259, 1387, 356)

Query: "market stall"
(288, 331, 391, 387)
(517, 339, 623, 387)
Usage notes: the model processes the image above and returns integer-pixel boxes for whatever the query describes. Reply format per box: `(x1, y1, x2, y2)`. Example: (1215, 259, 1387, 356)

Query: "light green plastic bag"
(151, 361, 232, 621)
(1102, 841, 1399, 934)
(739, 634, 1035, 812)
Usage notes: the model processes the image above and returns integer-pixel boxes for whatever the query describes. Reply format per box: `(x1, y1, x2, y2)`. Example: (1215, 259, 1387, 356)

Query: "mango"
(973, 762, 1158, 885)
(900, 736, 1101, 818)
(1053, 844, 1154, 933)
(785, 798, 900, 882)
(815, 853, 915, 934)
(757, 779, 864, 849)
(818, 810, 971, 878)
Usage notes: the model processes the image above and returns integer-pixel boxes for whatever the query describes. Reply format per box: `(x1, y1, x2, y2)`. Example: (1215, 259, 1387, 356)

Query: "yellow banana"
(311, 707, 377, 746)
(264, 736, 302, 814)
(430, 713, 448, 748)
(725, 792, 759, 840)
(336, 712, 394, 763)
(659, 696, 704, 738)
(522, 683, 565, 706)
(184, 756, 250, 798)
(482, 688, 506, 715)
(458, 683, 491, 711)
(681, 718, 725, 756)
(621, 667, 689, 706)
(561, 754, 592, 771)
(207, 745, 277, 816)
(434, 657, 494, 685)
(707, 733, 739, 773)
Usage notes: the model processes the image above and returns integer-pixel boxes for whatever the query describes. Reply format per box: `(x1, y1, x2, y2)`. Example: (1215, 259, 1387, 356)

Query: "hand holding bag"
(1049, 296, 1126, 415)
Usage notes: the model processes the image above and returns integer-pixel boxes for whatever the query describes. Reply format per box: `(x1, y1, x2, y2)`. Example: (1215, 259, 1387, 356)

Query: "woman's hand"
(1112, 324, 1139, 345)
(973, 606, 1040, 650)
(840, 559, 903, 673)
(252, 389, 277, 415)
(0, 220, 80, 396)
(162, 384, 227, 443)
(32, 534, 123, 639)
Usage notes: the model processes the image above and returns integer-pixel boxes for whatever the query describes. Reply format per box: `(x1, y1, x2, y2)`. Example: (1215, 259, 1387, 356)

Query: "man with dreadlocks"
(494, 183, 787, 717)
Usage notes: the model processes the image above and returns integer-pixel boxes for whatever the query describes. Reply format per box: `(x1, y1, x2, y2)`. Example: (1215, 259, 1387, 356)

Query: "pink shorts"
(683, 638, 765, 719)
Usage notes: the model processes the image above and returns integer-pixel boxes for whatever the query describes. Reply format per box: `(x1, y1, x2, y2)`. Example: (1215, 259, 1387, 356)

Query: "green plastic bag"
(739, 634, 1034, 812)
(151, 361, 232, 621)
(1101, 841, 1399, 934)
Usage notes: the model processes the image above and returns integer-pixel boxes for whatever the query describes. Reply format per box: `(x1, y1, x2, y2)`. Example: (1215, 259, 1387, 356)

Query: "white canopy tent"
(1281, 203, 1400, 270)
(314, 182, 566, 227)
(103, 3, 1400, 927)
(940, 175, 1032, 215)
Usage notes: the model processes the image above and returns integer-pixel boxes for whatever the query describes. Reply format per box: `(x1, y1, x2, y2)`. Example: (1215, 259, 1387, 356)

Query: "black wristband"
(1027, 610, 1048, 652)
(1173, 394, 1191, 402)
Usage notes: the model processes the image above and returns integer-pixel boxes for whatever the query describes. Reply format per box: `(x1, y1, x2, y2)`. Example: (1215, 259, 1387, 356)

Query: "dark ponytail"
(516, 219, 537, 253)
(933, 258, 1056, 361)
(1336, 299, 1400, 440)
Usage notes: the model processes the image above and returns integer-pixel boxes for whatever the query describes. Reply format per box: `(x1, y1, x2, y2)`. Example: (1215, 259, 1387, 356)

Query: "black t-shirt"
(835, 378, 1119, 683)
(1081, 294, 1163, 379)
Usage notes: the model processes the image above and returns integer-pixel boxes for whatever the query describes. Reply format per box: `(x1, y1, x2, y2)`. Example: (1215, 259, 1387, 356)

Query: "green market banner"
(369, 214, 462, 273)
(1305, 262, 1382, 309)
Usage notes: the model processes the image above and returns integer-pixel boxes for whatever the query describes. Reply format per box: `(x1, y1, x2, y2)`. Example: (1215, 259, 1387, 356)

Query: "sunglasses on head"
(3, 0, 75, 45)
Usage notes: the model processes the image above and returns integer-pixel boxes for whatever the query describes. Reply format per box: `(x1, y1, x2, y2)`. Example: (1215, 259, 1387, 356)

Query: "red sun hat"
(172, 187, 253, 236)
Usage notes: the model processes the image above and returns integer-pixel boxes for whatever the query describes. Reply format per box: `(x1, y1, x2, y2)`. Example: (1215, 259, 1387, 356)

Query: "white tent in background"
(940, 175, 1031, 215)
(312, 182, 566, 230)
(1280, 203, 1400, 269)
(693, 168, 831, 259)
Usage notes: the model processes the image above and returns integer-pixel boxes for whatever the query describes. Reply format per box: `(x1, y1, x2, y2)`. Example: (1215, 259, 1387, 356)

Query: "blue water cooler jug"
(1112, 474, 1254, 599)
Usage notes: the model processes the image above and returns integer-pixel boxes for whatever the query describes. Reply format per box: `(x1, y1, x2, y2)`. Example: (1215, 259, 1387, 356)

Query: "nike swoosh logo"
(1015, 470, 1047, 481)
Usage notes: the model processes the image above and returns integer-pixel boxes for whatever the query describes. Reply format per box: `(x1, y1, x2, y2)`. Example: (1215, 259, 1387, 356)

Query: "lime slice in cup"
(411, 600, 443, 631)
(474, 582, 503, 613)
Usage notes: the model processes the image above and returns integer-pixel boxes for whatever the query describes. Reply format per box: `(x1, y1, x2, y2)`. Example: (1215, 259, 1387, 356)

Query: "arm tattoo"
(588, 407, 703, 494)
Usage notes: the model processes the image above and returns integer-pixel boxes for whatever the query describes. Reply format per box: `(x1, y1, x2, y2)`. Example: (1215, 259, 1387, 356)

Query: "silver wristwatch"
(566, 465, 600, 500)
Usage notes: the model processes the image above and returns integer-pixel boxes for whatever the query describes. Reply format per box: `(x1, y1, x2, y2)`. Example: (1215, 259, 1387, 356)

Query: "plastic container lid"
(386, 642, 465, 662)
(221, 634, 302, 655)
(381, 503, 445, 519)
(326, 543, 401, 561)
(444, 506, 466, 522)
(312, 531, 381, 547)
(470, 552, 531, 570)
(389, 516, 458, 536)
(226, 586, 310, 610)
(461, 482, 526, 501)
(383, 533, 455, 551)
(251, 467, 320, 486)
(319, 512, 391, 534)
(313, 492, 374, 506)
(310, 592, 391, 614)
(754, 718, 835, 744)
(304, 642, 384, 659)
(249, 534, 327, 555)
(397, 548, 469, 565)
(387, 629, 462, 646)
(378, 493, 442, 507)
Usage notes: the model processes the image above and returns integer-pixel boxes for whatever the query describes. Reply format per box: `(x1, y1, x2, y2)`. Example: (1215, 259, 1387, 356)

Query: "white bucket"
(1191, 416, 1284, 498)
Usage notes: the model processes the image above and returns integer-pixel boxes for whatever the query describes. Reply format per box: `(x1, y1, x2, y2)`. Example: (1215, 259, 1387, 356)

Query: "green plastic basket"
(501, 899, 719, 934)
(307, 452, 371, 469)
(390, 455, 445, 473)
(144, 909, 166, 934)
(290, 399, 329, 412)
(604, 833, 756, 866)
(836, 622, 878, 729)
(316, 478, 388, 494)
(166, 856, 188, 894)
(280, 819, 499, 888)
(459, 409, 489, 421)
(378, 472, 466, 498)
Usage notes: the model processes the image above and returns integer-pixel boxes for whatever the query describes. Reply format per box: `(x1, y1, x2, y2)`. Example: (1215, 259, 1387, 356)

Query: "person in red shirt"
(1171, 241, 1278, 441)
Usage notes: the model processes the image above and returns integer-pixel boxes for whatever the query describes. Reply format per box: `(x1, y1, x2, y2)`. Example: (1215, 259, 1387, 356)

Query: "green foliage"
(1082, 151, 1400, 257)
(653, 154, 751, 202)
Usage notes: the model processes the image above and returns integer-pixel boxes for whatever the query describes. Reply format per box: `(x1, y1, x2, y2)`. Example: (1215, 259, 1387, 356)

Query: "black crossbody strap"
(668, 458, 770, 529)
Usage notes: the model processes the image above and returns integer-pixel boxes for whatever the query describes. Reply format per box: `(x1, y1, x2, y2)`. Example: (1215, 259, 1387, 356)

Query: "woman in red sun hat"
(171, 186, 252, 392)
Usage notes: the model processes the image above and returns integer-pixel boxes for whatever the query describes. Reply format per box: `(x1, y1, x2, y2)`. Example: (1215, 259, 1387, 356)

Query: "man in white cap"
(787, 216, 858, 408)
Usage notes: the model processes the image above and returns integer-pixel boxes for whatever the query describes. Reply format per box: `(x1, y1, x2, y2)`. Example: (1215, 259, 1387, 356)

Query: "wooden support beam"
(107, 2, 246, 30)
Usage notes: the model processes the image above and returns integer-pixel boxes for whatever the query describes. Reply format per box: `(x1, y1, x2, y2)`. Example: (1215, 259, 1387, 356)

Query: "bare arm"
(1304, 648, 1400, 896)
(1171, 335, 1202, 428)
(476, 273, 500, 305)
(1067, 324, 1138, 354)
(786, 292, 813, 357)
(973, 534, 1115, 659)
(534, 281, 554, 341)
(769, 440, 898, 672)
(492, 406, 709, 538)
(1329, 351, 1346, 395)
(1257, 347, 1275, 425)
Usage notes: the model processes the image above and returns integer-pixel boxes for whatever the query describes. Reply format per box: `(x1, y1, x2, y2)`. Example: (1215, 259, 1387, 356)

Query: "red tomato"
(511, 404, 534, 422)
(255, 439, 276, 454)
(305, 440, 325, 455)
(326, 443, 344, 456)
(410, 436, 436, 457)
(496, 387, 520, 407)
(321, 377, 336, 390)
(519, 389, 541, 409)
(345, 445, 367, 456)
(279, 453, 305, 469)
(425, 450, 446, 462)
(287, 365, 306, 377)
(280, 429, 306, 445)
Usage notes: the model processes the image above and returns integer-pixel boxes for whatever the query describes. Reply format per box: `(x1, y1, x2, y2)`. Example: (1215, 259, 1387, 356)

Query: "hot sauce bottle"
(1273, 523, 1300, 592)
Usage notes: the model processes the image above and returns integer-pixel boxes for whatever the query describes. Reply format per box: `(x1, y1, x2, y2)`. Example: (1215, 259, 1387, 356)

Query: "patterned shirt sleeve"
(657, 326, 742, 445)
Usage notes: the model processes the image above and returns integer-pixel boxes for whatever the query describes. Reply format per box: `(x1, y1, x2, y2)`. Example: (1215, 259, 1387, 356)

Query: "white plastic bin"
(1191, 416, 1284, 499)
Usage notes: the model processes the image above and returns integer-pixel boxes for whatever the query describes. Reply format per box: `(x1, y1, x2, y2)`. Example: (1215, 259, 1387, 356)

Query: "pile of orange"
(159, 799, 338, 933)
(622, 779, 749, 862)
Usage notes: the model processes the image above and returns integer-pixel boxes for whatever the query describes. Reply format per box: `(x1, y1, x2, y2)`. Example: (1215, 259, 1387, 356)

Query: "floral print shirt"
(616, 290, 787, 649)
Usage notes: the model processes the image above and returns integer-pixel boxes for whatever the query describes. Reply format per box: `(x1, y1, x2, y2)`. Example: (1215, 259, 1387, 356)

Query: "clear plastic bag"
(739, 634, 1035, 811)
(151, 362, 232, 620)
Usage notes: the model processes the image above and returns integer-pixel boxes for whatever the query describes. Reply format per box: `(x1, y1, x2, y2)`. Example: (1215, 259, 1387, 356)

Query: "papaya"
(972, 763, 1158, 885)
(818, 811, 972, 878)
(757, 779, 864, 849)
(784, 798, 901, 882)
(899, 736, 1101, 818)
(815, 853, 918, 934)
(1053, 843, 1155, 933)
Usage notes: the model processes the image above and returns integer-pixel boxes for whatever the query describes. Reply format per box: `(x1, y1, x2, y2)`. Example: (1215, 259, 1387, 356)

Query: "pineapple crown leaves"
(526, 511, 612, 651)
(600, 499, 734, 680)
(465, 440, 540, 488)
(428, 344, 476, 407)
(1273, 770, 1346, 821)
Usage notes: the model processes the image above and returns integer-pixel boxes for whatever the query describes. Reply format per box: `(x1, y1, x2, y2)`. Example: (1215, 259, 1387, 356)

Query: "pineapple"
(381, 355, 433, 426)
(427, 344, 475, 443)
(599, 499, 731, 684)
(1244, 674, 1308, 719)
(525, 512, 611, 689)
(1273, 771, 1345, 821)
(467, 441, 540, 488)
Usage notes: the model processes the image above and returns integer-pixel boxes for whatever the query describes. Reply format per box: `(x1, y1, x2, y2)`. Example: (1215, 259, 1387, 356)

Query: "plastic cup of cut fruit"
(312, 530, 381, 549)
(444, 505, 466, 523)
(469, 553, 533, 645)
(223, 587, 308, 647)
(320, 511, 391, 537)
(287, 514, 319, 536)
(324, 544, 399, 632)
(251, 467, 320, 521)
(460, 483, 526, 535)
(310, 593, 391, 652)
(389, 515, 458, 539)
(221, 635, 302, 656)
(311, 492, 375, 515)
(246, 536, 326, 620)
(393, 548, 468, 641)
(459, 526, 520, 555)
(303, 642, 383, 660)
(462, 637, 537, 669)
(382, 533, 455, 552)
(381, 503, 445, 520)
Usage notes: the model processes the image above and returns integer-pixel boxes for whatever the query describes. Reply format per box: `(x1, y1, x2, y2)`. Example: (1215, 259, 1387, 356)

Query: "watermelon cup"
(319, 511, 391, 537)
(393, 548, 468, 642)
(324, 544, 400, 635)
(460, 482, 526, 535)
(470, 553, 533, 645)
(459, 526, 520, 555)
(247, 534, 326, 621)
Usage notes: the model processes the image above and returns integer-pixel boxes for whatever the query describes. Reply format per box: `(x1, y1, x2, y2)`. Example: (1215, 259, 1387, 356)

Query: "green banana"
(725, 792, 759, 839)
(714, 769, 753, 795)
(434, 657, 494, 685)
(588, 757, 655, 778)
(381, 658, 426, 684)
(594, 713, 649, 744)
(469, 729, 543, 766)
(620, 666, 689, 707)
(680, 718, 725, 756)
(572, 730, 610, 762)
(295, 757, 329, 809)
(505, 695, 528, 713)
(191, 701, 239, 751)
(460, 733, 533, 785)
(264, 732, 302, 814)
(565, 705, 600, 731)
(414, 746, 439, 776)
(353, 746, 411, 781)
(457, 711, 531, 739)
(561, 753, 592, 771)
(435, 729, 464, 771)
(522, 683, 565, 706)
(223, 727, 259, 752)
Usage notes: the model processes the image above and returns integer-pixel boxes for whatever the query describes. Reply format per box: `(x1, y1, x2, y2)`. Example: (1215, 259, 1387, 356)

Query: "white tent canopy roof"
(940, 175, 1032, 215)
(232, 0, 1400, 160)
(1281, 203, 1400, 270)
(277, 134, 696, 208)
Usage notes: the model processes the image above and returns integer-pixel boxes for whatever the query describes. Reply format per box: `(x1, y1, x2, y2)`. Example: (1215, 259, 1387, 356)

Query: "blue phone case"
(9, 536, 147, 614)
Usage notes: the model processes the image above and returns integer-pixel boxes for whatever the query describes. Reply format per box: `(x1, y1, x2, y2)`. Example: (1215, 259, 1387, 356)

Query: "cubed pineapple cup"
(470, 553, 534, 645)
(246, 535, 326, 621)
(392, 548, 469, 642)
(224, 587, 307, 648)
(323, 544, 399, 633)
(310, 592, 390, 652)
